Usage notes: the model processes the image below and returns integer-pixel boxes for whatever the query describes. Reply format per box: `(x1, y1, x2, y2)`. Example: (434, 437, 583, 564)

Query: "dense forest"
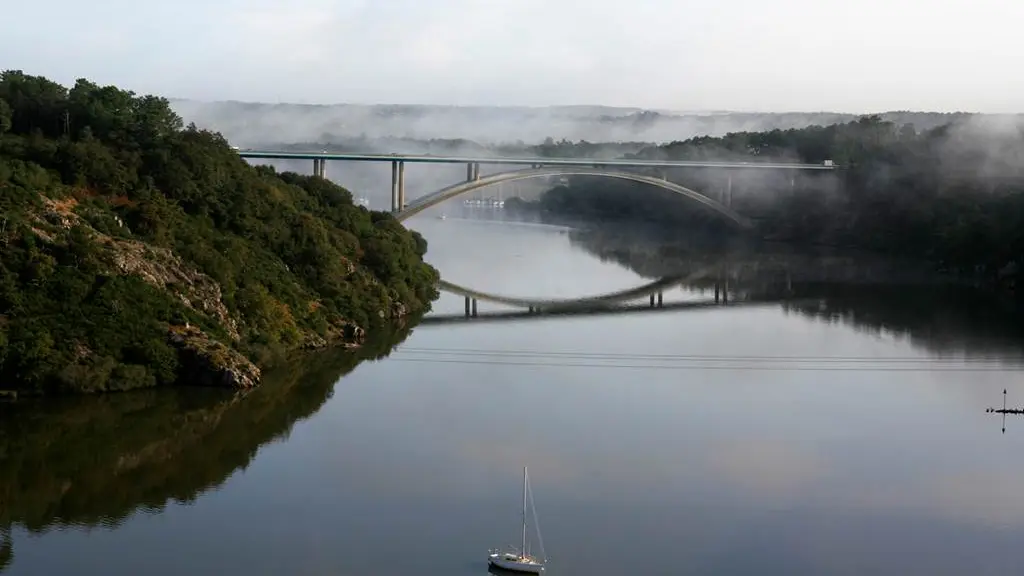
(0, 71, 439, 396)
(507, 116, 1024, 295)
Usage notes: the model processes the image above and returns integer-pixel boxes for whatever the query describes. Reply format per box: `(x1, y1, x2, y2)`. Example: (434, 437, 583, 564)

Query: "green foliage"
(513, 117, 1024, 294)
(0, 98, 11, 135)
(0, 71, 439, 394)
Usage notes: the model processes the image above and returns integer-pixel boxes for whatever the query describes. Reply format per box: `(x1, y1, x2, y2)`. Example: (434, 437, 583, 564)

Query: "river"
(3, 215, 1024, 575)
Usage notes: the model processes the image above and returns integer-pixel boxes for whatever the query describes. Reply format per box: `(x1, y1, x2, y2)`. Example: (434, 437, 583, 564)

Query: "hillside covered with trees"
(0, 71, 439, 396)
(508, 116, 1024, 295)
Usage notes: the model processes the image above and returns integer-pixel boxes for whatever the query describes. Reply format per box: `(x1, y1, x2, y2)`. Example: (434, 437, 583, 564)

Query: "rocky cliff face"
(167, 325, 260, 389)
(108, 238, 240, 341)
(16, 196, 404, 391)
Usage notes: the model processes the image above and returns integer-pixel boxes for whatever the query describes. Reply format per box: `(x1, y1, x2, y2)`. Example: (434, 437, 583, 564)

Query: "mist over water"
(171, 100, 1019, 148)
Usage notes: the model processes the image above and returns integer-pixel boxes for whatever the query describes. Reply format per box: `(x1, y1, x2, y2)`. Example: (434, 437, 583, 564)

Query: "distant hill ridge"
(169, 99, 1012, 147)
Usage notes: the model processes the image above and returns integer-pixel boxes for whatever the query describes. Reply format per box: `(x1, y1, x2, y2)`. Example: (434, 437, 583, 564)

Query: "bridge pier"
(657, 291, 663, 307)
(312, 158, 327, 178)
(726, 174, 732, 208)
(649, 294, 655, 307)
(466, 162, 480, 182)
(714, 282, 720, 303)
(463, 296, 478, 317)
(391, 161, 406, 211)
(390, 161, 397, 211)
(397, 161, 406, 209)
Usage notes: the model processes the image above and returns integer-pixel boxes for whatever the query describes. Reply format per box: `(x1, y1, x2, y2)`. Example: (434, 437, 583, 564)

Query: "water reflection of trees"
(778, 284, 1024, 359)
(571, 229, 1024, 359)
(0, 325, 413, 570)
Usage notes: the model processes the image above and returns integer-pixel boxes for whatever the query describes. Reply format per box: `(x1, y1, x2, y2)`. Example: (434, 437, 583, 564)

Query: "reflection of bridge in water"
(420, 297, 800, 326)
(438, 266, 745, 316)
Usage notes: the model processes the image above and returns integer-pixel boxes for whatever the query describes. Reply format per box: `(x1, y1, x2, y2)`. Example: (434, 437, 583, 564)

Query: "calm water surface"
(3, 216, 1024, 575)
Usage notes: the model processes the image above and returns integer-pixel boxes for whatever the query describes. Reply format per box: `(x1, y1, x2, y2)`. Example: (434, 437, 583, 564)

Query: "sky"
(3, 0, 1024, 113)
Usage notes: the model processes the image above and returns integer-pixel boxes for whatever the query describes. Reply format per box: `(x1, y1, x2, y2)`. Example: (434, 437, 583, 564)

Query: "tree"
(0, 98, 11, 134)
(0, 71, 441, 395)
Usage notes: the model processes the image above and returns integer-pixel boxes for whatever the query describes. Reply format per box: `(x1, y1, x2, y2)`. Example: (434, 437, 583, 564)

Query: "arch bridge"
(395, 166, 751, 227)
(237, 150, 837, 310)
(237, 149, 836, 228)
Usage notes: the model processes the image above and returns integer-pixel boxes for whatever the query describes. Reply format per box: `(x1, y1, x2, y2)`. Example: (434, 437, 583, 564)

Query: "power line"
(395, 346, 1023, 365)
(388, 356, 1024, 372)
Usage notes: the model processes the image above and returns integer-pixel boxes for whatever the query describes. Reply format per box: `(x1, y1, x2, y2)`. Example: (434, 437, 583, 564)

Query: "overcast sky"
(4, 0, 1023, 112)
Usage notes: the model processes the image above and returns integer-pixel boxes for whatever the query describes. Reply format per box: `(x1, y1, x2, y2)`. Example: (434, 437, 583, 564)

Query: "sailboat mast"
(522, 466, 528, 559)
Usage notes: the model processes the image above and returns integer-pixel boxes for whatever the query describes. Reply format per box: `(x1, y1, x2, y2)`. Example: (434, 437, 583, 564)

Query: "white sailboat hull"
(489, 553, 544, 573)
(487, 467, 546, 573)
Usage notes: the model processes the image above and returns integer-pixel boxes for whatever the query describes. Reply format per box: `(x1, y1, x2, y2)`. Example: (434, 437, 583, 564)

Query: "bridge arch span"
(437, 267, 716, 310)
(395, 167, 752, 228)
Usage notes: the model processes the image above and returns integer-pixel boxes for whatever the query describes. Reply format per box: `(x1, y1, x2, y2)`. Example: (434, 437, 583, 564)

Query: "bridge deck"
(237, 150, 836, 170)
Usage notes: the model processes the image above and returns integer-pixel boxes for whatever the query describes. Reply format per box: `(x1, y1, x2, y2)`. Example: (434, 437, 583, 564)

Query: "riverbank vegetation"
(507, 116, 1023, 296)
(0, 71, 439, 395)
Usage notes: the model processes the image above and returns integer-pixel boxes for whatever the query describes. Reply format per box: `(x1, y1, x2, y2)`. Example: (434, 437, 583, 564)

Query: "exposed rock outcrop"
(168, 325, 260, 389)
(106, 239, 240, 341)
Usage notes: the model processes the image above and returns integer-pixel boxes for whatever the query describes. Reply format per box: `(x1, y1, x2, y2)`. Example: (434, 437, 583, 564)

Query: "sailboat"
(488, 467, 547, 574)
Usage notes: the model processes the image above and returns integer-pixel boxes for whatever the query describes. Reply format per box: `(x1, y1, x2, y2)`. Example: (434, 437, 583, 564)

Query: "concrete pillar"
(390, 161, 399, 212)
(726, 174, 733, 207)
(467, 163, 475, 182)
(714, 282, 720, 303)
(649, 294, 656, 307)
(465, 296, 471, 317)
(397, 161, 406, 209)
(471, 298, 478, 317)
(472, 163, 480, 181)
(657, 291, 663, 307)
(723, 278, 729, 304)
(312, 158, 321, 177)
